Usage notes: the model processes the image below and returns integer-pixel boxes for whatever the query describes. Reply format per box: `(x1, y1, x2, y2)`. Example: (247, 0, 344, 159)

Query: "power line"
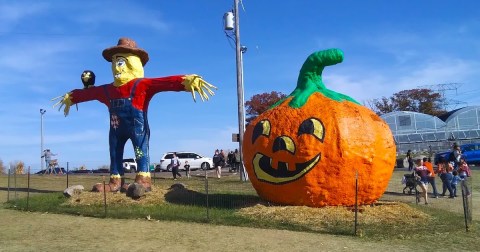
(418, 83, 465, 110)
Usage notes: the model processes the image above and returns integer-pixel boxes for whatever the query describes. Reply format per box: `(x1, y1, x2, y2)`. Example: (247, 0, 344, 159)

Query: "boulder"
(126, 183, 146, 199)
(63, 185, 85, 197)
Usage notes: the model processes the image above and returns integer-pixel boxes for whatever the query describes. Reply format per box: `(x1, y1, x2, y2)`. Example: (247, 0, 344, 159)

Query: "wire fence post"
(153, 169, 156, 185)
(354, 170, 358, 236)
(205, 168, 209, 221)
(461, 181, 470, 232)
(14, 165, 17, 205)
(27, 166, 31, 211)
(66, 162, 69, 188)
(7, 165, 11, 202)
(103, 176, 107, 218)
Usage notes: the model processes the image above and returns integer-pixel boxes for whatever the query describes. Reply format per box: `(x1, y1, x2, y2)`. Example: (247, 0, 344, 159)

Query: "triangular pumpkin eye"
(298, 118, 325, 142)
(252, 120, 271, 143)
(273, 136, 296, 154)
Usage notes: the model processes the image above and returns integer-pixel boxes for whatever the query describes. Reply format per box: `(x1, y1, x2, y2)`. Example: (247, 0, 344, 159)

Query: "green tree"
(368, 88, 446, 116)
(245, 91, 286, 123)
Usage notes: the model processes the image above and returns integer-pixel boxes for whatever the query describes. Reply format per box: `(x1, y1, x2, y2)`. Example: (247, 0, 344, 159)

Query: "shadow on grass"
(383, 191, 412, 196)
(164, 187, 262, 209)
(0, 187, 59, 193)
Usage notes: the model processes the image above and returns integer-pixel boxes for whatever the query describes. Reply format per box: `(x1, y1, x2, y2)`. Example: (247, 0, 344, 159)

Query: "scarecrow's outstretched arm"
(182, 74, 217, 102)
(52, 92, 74, 116)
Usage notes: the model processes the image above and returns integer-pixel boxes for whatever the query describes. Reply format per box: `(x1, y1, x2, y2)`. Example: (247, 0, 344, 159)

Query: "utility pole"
(40, 109, 46, 170)
(225, 0, 248, 181)
(234, 0, 248, 181)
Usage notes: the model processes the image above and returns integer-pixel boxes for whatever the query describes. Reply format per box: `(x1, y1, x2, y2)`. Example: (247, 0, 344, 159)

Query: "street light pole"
(233, 0, 248, 181)
(40, 109, 46, 170)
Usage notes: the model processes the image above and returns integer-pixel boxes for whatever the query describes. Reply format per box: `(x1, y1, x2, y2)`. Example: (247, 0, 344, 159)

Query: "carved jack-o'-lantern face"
(242, 49, 396, 207)
(251, 118, 324, 184)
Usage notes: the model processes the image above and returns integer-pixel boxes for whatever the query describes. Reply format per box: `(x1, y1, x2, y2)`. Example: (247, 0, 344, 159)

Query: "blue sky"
(1, 0, 479, 171)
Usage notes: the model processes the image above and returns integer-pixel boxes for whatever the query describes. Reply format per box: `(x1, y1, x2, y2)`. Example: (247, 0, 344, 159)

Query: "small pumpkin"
(242, 49, 396, 207)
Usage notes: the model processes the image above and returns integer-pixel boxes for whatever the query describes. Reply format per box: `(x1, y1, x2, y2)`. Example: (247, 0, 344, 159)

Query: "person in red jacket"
(54, 38, 216, 198)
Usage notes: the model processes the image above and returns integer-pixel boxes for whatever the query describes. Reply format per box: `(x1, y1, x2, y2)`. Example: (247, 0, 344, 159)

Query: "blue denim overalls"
(103, 78, 149, 176)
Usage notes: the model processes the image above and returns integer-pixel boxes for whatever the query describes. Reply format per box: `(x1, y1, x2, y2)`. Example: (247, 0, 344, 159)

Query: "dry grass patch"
(237, 202, 430, 231)
(63, 184, 171, 206)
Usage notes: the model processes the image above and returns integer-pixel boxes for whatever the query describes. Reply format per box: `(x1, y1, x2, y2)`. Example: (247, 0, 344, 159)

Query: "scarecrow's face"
(111, 53, 144, 86)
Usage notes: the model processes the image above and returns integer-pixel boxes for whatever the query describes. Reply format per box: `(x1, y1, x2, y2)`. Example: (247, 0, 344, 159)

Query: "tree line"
(245, 89, 446, 122)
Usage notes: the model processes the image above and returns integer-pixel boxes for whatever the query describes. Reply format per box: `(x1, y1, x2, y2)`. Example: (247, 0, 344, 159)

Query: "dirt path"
(0, 208, 412, 252)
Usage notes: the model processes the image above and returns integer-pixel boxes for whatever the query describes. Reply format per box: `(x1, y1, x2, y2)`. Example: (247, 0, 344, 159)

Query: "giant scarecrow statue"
(54, 38, 216, 197)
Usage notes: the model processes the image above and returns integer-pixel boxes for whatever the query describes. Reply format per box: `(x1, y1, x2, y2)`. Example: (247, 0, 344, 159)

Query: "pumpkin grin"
(253, 152, 321, 184)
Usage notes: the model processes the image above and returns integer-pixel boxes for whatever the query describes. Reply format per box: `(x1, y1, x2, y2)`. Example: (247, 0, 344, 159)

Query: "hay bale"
(63, 184, 169, 206)
(236, 201, 430, 230)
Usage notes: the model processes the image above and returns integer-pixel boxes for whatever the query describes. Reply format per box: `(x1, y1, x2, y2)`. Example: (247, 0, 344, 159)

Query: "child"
(457, 159, 472, 197)
(451, 170, 461, 197)
(440, 163, 454, 198)
(457, 158, 472, 179)
(414, 158, 431, 204)
(184, 161, 191, 178)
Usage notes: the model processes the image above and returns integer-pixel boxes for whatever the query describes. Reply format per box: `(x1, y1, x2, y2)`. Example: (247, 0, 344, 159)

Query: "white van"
(158, 152, 213, 171)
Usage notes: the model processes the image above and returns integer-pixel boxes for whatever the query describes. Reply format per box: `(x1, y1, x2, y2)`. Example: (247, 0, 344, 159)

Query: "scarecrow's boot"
(125, 173, 152, 199)
(91, 177, 123, 192)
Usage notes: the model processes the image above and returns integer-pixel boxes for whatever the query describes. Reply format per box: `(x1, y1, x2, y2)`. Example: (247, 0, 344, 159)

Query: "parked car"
(434, 142, 480, 164)
(122, 158, 137, 173)
(158, 152, 213, 171)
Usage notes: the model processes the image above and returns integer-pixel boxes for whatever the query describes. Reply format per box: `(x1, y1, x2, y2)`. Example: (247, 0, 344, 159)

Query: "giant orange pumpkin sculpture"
(243, 49, 396, 207)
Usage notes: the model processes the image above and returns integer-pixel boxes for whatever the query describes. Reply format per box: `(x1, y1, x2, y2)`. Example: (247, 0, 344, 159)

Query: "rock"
(126, 183, 146, 199)
(169, 183, 186, 190)
(63, 185, 85, 197)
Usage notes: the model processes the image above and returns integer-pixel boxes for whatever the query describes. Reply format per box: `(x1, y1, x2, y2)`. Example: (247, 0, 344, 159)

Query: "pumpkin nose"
(273, 136, 296, 154)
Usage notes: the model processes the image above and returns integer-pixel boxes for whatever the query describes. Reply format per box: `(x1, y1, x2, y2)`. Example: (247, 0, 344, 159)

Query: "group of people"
(411, 143, 472, 205)
(212, 149, 241, 179)
(169, 149, 242, 180)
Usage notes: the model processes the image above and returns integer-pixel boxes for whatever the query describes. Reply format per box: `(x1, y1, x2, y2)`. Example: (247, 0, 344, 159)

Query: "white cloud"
(0, 2, 49, 31)
(71, 2, 170, 32)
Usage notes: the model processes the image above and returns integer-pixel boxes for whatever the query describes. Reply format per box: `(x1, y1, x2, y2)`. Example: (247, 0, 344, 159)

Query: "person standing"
(407, 150, 414, 171)
(213, 149, 224, 179)
(440, 162, 454, 198)
(233, 149, 241, 173)
(451, 170, 461, 197)
(42, 149, 57, 174)
(414, 158, 431, 204)
(452, 143, 462, 170)
(423, 157, 438, 198)
(171, 153, 182, 180)
(184, 161, 191, 178)
(227, 151, 235, 172)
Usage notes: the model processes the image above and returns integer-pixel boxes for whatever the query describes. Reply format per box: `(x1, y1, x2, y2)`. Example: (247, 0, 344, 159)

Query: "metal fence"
(1, 164, 475, 235)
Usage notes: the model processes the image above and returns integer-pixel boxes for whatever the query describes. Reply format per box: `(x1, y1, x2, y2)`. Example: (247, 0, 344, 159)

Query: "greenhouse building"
(380, 106, 480, 155)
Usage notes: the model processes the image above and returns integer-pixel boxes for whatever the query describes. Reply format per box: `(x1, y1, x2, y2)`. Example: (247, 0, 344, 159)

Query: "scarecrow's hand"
(182, 74, 217, 102)
(52, 92, 74, 116)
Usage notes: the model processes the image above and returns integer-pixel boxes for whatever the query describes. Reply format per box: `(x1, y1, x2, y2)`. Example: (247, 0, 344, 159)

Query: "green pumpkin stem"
(273, 49, 360, 109)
